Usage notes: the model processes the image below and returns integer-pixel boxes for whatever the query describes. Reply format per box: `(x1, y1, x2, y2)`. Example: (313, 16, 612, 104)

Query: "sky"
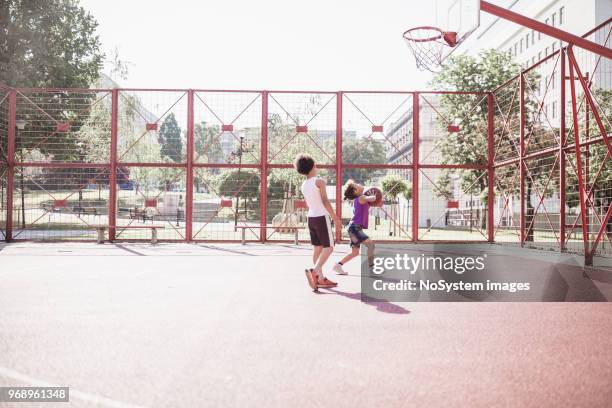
(79, 0, 444, 91)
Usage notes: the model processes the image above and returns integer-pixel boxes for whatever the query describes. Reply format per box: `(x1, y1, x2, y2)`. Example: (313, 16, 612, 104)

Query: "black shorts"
(308, 215, 334, 248)
(348, 224, 369, 248)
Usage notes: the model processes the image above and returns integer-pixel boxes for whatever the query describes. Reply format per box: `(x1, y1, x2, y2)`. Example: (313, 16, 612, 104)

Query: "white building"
(456, 0, 611, 126)
(459, 0, 611, 63)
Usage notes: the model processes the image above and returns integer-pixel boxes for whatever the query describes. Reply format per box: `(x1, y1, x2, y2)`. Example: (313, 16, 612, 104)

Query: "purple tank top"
(350, 198, 369, 228)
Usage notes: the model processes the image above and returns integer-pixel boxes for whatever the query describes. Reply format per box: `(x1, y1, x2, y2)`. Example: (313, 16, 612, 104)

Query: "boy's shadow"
(322, 288, 410, 315)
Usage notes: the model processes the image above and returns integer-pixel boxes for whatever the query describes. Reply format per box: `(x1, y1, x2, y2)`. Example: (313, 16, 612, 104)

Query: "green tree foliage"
(0, 0, 103, 87)
(381, 174, 411, 202)
(267, 170, 307, 200)
(341, 137, 387, 184)
(158, 113, 183, 163)
(1, 0, 104, 165)
(217, 170, 260, 200)
(430, 50, 542, 237)
(430, 50, 524, 197)
(193, 122, 223, 163)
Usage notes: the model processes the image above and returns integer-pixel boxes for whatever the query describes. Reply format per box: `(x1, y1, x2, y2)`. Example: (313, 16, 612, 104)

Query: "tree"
(381, 174, 411, 236)
(381, 174, 411, 202)
(1, 0, 105, 166)
(190, 121, 225, 192)
(341, 137, 387, 184)
(430, 49, 541, 236)
(0, 0, 103, 88)
(193, 122, 224, 163)
(217, 170, 260, 219)
(267, 170, 303, 201)
(218, 170, 260, 200)
(158, 113, 183, 163)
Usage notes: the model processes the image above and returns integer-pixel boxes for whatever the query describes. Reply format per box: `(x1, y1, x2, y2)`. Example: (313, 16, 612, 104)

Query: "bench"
(94, 225, 166, 244)
(129, 207, 153, 222)
(235, 226, 305, 245)
(73, 206, 98, 216)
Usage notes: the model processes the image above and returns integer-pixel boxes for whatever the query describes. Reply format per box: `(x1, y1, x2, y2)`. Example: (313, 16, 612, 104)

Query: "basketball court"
(1, 0, 612, 406)
(0, 242, 611, 407)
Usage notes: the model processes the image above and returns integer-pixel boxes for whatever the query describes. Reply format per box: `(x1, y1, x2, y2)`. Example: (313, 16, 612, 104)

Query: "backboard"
(438, 0, 481, 62)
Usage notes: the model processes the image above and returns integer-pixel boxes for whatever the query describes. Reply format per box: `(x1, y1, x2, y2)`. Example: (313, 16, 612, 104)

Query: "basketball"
(364, 186, 384, 207)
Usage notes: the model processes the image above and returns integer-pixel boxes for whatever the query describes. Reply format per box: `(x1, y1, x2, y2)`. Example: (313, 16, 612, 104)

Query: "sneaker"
(304, 269, 318, 291)
(317, 276, 338, 288)
(333, 263, 348, 275)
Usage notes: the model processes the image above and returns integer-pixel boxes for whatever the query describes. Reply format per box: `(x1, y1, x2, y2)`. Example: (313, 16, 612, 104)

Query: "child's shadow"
(323, 288, 410, 315)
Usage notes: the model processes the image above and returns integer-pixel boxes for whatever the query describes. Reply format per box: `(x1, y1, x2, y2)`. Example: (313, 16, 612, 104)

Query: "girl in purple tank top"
(331, 179, 379, 275)
(351, 196, 370, 229)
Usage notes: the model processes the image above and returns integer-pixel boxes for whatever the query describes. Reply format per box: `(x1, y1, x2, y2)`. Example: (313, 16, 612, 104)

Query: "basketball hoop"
(403, 26, 458, 72)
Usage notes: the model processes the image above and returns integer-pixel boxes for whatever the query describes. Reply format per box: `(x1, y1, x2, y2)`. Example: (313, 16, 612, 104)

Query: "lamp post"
(234, 135, 244, 231)
(16, 119, 27, 229)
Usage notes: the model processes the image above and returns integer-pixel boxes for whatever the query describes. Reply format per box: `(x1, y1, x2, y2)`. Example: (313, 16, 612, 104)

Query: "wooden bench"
(94, 225, 166, 244)
(235, 226, 305, 245)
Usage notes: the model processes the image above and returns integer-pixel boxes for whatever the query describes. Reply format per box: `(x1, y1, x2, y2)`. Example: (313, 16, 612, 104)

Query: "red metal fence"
(492, 19, 612, 264)
(0, 20, 609, 264)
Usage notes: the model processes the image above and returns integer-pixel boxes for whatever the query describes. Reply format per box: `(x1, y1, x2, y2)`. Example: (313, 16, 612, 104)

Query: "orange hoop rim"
(403, 26, 458, 47)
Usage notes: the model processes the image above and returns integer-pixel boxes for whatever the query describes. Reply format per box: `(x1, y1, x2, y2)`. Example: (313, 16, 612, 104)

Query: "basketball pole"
(480, 1, 612, 59)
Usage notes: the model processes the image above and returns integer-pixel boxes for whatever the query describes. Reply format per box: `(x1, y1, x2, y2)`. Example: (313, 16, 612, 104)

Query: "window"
(552, 101, 557, 118)
(539, 31, 542, 40)
(539, 80, 543, 95)
(552, 13, 556, 27)
(520, 38, 523, 53)
(545, 47, 549, 57)
(560, 7, 564, 25)
(552, 43, 557, 53)
(552, 72, 555, 89)
(531, 30, 535, 45)
(538, 51, 542, 60)
(526, 33, 530, 49)
(514, 43, 518, 55)
(545, 18, 549, 26)
(532, 56, 536, 65)
(508, 48, 512, 56)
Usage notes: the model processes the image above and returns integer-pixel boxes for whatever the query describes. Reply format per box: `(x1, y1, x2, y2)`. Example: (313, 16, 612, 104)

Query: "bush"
(216, 170, 260, 199)
(381, 175, 411, 201)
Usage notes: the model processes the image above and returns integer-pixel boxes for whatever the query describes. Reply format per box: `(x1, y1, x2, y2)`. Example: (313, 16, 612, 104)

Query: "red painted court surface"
(1, 242, 612, 407)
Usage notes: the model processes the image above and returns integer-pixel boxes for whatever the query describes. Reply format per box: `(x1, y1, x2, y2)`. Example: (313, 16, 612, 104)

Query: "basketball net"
(403, 27, 458, 73)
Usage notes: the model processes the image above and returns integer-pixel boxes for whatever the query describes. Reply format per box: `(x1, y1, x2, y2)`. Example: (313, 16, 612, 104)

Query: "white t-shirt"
(301, 177, 328, 217)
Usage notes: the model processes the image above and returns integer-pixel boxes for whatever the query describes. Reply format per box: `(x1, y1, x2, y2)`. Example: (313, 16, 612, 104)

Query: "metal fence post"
(566, 47, 591, 264)
(6, 90, 16, 242)
(412, 93, 419, 242)
(108, 89, 118, 241)
(186, 90, 194, 241)
(519, 72, 526, 246)
(260, 91, 268, 243)
(487, 93, 495, 243)
(336, 91, 343, 243)
(567, 46, 612, 261)
(559, 46, 566, 251)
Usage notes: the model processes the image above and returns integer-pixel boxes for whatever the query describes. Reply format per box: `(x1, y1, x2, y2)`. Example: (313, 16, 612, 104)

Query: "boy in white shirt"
(294, 154, 342, 291)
